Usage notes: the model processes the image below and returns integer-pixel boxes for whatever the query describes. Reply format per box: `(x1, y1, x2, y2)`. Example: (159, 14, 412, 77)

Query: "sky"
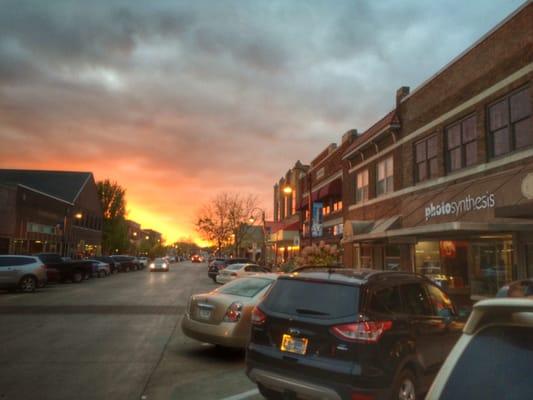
(0, 0, 525, 244)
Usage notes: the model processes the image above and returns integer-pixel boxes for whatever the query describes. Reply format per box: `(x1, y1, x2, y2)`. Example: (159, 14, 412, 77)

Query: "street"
(0, 261, 262, 400)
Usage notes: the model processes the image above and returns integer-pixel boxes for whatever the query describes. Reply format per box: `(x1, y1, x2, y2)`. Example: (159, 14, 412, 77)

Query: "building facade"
(271, 161, 309, 264)
(0, 170, 103, 257)
(342, 3, 533, 301)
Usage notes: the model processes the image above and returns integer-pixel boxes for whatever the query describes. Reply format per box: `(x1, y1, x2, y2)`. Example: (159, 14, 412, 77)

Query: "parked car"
(149, 258, 169, 272)
(0, 255, 47, 292)
(92, 256, 120, 274)
(34, 253, 93, 283)
(182, 274, 279, 348)
(110, 255, 139, 272)
(208, 258, 252, 282)
(426, 298, 533, 400)
(496, 278, 533, 298)
(216, 263, 270, 284)
(246, 268, 465, 400)
(86, 259, 111, 278)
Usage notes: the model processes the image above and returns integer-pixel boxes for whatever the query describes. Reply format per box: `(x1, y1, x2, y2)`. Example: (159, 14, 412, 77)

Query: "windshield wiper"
(295, 308, 329, 316)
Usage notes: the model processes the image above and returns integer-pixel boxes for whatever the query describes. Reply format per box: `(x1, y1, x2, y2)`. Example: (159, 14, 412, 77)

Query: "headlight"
(163, 263, 167, 268)
(150, 263, 155, 269)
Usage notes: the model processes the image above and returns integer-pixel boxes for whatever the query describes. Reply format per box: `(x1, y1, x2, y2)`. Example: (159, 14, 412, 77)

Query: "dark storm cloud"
(0, 0, 525, 238)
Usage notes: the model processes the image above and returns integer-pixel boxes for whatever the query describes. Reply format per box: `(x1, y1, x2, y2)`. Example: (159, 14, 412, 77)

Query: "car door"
(0, 257, 19, 286)
(400, 282, 447, 373)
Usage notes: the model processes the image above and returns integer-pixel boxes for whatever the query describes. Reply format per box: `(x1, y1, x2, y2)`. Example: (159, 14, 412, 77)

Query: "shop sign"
(312, 202, 323, 237)
(425, 192, 495, 221)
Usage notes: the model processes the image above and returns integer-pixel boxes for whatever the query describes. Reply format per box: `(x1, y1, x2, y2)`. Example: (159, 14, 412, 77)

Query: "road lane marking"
(219, 389, 260, 400)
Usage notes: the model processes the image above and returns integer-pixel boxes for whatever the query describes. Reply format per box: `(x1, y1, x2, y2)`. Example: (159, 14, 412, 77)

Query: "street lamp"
(282, 186, 293, 195)
(74, 212, 83, 220)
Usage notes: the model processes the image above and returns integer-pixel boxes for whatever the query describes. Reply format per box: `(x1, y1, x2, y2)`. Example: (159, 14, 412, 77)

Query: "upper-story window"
(333, 200, 342, 212)
(377, 156, 394, 196)
(415, 135, 438, 182)
(323, 204, 331, 216)
(446, 115, 477, 172)
(356, 169, 369, 203)
(316, 167, 325, 180)
(489, 86, 532, 157)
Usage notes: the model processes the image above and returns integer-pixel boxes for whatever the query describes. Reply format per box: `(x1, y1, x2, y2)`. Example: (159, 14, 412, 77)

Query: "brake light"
(331, 320, 392, 343)
(223, 302, 243, 322)
(251, 306, 266, 325)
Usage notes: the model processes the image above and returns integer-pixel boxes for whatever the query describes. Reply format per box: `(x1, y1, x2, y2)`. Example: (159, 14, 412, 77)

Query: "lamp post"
(248, 207, 267, 267)
(307, 172, 313, 246)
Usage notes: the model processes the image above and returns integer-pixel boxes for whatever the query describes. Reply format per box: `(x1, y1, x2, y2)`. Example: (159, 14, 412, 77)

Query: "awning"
(342, 219, 533, 244)
(270, 220, 300, 243)
(495, 200, 533, 218)
(318, 178, 342, 200)
(343, 216, 401, 238)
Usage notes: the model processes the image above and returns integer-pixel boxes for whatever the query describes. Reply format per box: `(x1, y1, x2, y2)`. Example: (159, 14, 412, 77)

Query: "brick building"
(342, 2, 533, 301)
(300, 130, 358, 252)
(0, 169, 103, 257)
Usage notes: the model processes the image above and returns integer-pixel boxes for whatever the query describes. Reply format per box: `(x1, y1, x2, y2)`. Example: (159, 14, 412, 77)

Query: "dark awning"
(318, 178, 342, 200)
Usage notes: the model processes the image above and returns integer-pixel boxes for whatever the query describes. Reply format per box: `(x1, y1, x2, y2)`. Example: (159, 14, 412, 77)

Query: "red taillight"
(223, 302, 243, 322)
(331, 320, 392, 343)
(251, 306, 266, 325)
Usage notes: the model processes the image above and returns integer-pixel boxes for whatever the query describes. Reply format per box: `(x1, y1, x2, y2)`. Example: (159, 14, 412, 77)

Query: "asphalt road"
(0, 261, 263, 400)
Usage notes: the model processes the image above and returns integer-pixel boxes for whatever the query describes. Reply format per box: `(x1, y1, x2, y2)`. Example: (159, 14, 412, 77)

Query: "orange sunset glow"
(0, 1, 521, 245)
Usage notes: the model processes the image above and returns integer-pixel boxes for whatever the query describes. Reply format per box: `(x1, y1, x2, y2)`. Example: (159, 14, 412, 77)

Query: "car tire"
(257, 384, 283, 400)
(391, 369, 417, 400)
(18, 275, 36, 293)
(72, 271, 83, 283)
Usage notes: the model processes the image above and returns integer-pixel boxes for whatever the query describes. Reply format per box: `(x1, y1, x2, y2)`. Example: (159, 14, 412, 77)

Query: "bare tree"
(195, 192, 258, 256)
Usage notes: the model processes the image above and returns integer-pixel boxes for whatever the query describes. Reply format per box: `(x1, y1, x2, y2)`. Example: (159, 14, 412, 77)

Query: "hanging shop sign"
(312, 202, 323, 238)
(425, 192, 496, 221)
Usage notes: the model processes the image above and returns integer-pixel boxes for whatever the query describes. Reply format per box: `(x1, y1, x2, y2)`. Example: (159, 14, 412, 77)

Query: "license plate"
(280, 334, 308, 355)
(198, 308, 211, 320)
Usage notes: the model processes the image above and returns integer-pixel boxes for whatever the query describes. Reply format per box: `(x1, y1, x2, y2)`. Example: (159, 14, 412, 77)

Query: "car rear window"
(218, 277, 274, 298)
(226, 264, 244, 271)
(439, 325, 533, 400)
(262, 279, 359, 319)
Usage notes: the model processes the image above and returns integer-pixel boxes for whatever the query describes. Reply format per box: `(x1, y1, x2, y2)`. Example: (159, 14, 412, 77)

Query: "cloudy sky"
(0, 0, 524, 243)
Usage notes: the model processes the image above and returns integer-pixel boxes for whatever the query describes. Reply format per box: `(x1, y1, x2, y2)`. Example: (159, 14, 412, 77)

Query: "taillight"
(223, 302, 243, 322)
(331, 320, 392, 343)
(251, 306, 266, 325)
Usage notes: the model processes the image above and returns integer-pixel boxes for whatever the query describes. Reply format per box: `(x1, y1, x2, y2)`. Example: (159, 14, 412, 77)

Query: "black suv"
(207, 258, 252, 282)
(246, 268, 465, 400)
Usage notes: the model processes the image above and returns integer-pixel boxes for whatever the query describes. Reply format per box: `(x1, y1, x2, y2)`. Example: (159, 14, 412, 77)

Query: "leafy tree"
(196, 192, 258, 256)
(97, 180, 129, 254)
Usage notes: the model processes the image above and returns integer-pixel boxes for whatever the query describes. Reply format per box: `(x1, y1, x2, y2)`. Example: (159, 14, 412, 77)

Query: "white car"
(426, 298, 533, 400)
(149, 258, 169, 272)
(215, 263, 270, 284)
(138, 257, 149, 268)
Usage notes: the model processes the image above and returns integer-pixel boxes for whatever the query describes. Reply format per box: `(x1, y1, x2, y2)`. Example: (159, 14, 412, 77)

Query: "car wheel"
(392, 369, 417, 400)
(257, 384, 282, 400)
(72, 271, 83, 283)
(19, 276, 36, 293)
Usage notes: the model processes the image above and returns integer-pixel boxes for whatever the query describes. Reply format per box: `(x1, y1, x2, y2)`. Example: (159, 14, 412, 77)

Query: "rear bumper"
(181, 314, 248, 348)
(246, 346, 390, 400)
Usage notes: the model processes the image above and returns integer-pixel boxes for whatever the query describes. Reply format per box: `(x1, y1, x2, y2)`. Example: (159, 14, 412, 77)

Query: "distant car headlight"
(150, 263, 155, 269)
(163, 263, 167, 268)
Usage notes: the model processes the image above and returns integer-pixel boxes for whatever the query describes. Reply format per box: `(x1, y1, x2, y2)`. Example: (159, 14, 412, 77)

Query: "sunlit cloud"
(0, 0, 524, 244)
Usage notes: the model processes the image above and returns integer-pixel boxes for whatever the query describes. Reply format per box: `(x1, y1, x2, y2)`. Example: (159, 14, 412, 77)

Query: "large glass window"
(470, 240, 513, 299)
(356, 169, 369, 203)
(415, 135, 439, 182)
(446, 115, 478, 172)
(377, 156, 394, 196)
(489, 87, 532, 157)
(415, 241, 441, 275)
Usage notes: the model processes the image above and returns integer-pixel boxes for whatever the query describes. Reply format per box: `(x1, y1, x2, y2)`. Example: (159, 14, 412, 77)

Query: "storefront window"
(385, 245, 401, 271)
(470, 240, 513, 299)
(440, 240, 469, 290)
(415, 241, 441, 275)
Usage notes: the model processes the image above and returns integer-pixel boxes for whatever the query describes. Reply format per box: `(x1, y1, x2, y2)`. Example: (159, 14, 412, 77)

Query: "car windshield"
(217, 277, 274, 298)
(226, 264, 244, 271)
(154, 258, 165, 263)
